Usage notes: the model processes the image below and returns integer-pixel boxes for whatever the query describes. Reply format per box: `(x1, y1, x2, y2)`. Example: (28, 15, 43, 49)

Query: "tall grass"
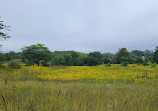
(0, 65, 157, 111)
(0, 81, 157, 111)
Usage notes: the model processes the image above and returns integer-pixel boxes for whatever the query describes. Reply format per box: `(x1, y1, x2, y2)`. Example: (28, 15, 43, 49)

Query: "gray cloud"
(1, 0, 158, 53)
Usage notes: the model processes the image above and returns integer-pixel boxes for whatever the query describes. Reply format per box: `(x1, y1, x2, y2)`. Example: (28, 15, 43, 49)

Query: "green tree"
(135, 57, 143, 64)
(86, 56, 99, 66)
(73, 56, 86, 66)
(68, 51, 80, 65)
(142, 58, 149, 66)
(64, 54, 73, 66)
(21, 44, 52, 66)
(0, 17, 10, 65)
(70, 51, 80, 59)
(153, 46, 158, 64)
(102, 53, 113, 59)
(130, 50, 144, 57)
(5, 53, 13, 61)
(86, 52, 103, 66)
(103, 58, 110, 64)
(71, 52, 87, 66)
(114, 48, 130, 64)
(52, 51, 87, 66)
(0, 53, 5, 67)
(0, 17, 10, 41)
(54, 55, 65, 65)
(8, 51, 21, 59)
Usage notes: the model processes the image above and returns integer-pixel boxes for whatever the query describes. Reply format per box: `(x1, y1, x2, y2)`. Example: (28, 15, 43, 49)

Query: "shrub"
(104, 58, 110, 64)
(42, 62, 50, 67)
(106, 63, 111, 66)
(0, 62, 4, 68)
(8, 60, 22, 69)
(133, 65, 136, 67)
(151, 63, 157, 68)
(121, 62, 128, 66)
(142, 61, 149, 66)
(25, 61, 34, 66)
(51, 62, 55, 66)
(137, 63, 141, 65)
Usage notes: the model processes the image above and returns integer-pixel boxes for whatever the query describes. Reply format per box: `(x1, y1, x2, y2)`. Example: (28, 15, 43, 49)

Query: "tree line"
(0, 18, 158, 67)
(1, 43, 158, 67)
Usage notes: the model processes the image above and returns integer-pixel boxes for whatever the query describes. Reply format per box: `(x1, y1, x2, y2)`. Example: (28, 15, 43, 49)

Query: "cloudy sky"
(1, 0, 158, 53)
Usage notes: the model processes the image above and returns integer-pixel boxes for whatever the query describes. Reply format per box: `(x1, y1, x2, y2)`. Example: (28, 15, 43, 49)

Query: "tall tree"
(64, 54, 73, 66)
(0, 17, 10, 41)
(114, 48, 130, 64)
(0, 17, 10, 65)
(54, 55, 65, 65)
(130, 50, 144, 57)
(21, 44, 52, 66)
(86, 52, 103, 66)
(153, 46, 158, 64)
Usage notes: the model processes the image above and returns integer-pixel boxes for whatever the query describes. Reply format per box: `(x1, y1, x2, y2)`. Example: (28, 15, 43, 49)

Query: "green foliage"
(41, 61, 51, 67)
(130, 50, 153, 63)
(0, 53, 5, 62)
(8, 60, 22, 69)
(135, 57, 143, 64)
(142, 61, 149, 66)
(86, 56, 99, 66)
(86, 52, 103, 66)
(0, 61, 3, 68)
(150, 63, 157, 68)
(142, 58, 149, 66)
(121, 62, 128, 66)
(0, 17, 10, 40)
(52, 51, 87, 66)
(103, 58, 110, 64)
(7, 51, 21, 59)
(114, 48, 130, 64)
(64, 54, 73, 66)
(71, 51, 87, 66)
(128, 58, 136, 64)
(102, 53, 113, 59)
(54, 55, 66, 65)
(0, 53, 5, 68)
(153, 46, 158, 64)
(120, 57, 129, 63)
(144, 50, 153, 59)
(21, 44, 52, 66)
(132, 65, 136, 67)
(0, 18, 10, 66)
(4, 53, 13, 61)
(73, 56, 86, 66)
(106, 63, 111, 66)
(130, 50, 144, 57)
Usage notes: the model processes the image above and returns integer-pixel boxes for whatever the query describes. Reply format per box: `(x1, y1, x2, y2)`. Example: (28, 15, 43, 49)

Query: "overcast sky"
(1, 0, 158, 53)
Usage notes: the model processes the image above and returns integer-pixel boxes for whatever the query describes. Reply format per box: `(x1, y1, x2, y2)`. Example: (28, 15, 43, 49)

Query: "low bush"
(133, 65, 136, 67)
(8, 60, 22, 69)
(142, 61, 149, 66)
(0, 62, 4, 68)
(121, 62, 128, 66)
(151, 63, 157, 68)
(106, 63, 111, 66)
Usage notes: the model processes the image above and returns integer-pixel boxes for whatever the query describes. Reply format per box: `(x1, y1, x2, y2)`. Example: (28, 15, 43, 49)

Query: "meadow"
(0, 64, 157, 111)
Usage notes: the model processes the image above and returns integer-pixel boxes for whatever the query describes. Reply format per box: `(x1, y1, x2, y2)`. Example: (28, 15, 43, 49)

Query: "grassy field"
(0, 64, 158, 111)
